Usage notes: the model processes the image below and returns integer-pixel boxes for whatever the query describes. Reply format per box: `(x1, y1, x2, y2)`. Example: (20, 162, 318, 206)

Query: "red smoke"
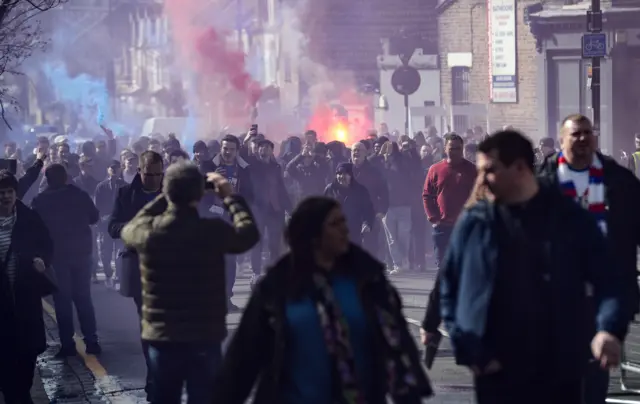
(164, 0, 262, 127)
(195, 28, 263, 107)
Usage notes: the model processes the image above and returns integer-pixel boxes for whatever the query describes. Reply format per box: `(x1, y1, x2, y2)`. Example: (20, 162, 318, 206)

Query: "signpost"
(583, 6, 603, 136)
(581, 33, 607, 58)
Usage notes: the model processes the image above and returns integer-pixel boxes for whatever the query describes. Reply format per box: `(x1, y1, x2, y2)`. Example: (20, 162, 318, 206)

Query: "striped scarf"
(557, 152, 607, 234)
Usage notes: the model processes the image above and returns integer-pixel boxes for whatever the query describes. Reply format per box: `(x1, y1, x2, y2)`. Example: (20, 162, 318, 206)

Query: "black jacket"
(95, 177, 127, 231)
(538, 152, 640, 318)
(17, 159, 45, 204)
(214, 245, 432, 404)
(285, 154, 329, 197)
(211, 154, 254, 203)
(73, 174, 100, 199)
(251, 159, 292, 214)
(108, 174, 166, 299)
(324, 180, 375, 243)
(31, 184, 99, 261)
(0, 201, 55, 357)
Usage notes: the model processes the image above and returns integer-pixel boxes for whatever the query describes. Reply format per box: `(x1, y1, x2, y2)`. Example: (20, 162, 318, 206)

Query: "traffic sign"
(391, 66, 421, 96)
(582, 33, 607, 58)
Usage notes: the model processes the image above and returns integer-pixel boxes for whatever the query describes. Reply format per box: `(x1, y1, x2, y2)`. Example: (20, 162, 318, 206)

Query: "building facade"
(528, 0, 640, 155)
(437, 0, 540, 138)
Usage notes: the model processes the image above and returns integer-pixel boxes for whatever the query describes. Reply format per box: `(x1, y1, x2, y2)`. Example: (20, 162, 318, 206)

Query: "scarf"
(311, 272, 418, 404)
(557, 152, 607, 234)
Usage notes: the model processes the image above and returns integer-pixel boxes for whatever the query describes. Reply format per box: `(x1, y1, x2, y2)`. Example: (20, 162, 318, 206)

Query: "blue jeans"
(432, 224, 454, 269)
(52, 255, 98, 349)
(383, 206, 412, 268)
(146, 341, 222, 404)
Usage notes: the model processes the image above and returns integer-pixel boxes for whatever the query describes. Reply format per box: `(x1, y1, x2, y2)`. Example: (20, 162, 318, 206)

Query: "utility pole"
(585, 0, 604, 135)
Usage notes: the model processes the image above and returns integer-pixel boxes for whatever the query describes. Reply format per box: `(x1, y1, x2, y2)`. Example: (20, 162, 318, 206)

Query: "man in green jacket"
(122, 162, 259, 404)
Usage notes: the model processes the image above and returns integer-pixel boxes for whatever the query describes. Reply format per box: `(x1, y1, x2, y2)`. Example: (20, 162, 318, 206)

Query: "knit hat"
(336, 162, 353, 176)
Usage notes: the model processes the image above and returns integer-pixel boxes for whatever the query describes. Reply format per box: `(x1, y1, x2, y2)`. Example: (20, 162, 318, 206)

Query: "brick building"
(437, 0, 541, 139)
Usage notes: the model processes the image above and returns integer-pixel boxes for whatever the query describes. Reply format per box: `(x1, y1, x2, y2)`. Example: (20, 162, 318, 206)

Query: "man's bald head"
(351, 142, 367, 165)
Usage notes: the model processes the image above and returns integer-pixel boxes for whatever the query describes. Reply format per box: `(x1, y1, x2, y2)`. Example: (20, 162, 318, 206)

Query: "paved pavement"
(23, 266, 640, 404)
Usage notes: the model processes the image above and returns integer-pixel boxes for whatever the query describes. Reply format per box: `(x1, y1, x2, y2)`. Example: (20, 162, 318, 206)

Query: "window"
(451, 66, 470, 132)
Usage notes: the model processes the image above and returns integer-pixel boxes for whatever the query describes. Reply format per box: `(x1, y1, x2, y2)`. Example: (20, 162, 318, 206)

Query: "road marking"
(41, 299, 138, 403)
(42, 299, 109, 378)
(404, 317, 450, 338)
(606, 400, 640, 404)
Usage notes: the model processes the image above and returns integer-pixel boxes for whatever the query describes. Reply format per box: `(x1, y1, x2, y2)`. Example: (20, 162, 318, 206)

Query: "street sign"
(582, 33, 607, 58)
(391, 66, 421, 96)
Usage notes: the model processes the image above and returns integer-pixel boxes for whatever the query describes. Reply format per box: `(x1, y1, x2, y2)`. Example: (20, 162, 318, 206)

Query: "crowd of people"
(0, 114, 638, 404)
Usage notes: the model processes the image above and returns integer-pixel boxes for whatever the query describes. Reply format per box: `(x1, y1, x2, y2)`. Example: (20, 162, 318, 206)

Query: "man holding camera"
(121, 162, 259, 404)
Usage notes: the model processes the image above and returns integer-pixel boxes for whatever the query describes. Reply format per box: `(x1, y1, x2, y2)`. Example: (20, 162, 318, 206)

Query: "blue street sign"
(582, 33, 607, 58)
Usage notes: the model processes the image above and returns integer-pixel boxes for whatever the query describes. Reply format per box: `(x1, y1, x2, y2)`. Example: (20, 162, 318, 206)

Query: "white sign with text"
(488, 0, 518, 103)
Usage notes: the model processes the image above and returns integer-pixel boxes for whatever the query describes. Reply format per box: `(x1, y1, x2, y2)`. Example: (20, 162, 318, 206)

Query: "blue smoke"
(41, 62, 126, 134)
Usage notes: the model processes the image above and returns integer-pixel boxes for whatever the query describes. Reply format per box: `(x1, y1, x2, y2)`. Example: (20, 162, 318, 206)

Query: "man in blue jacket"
(440, 130, 626, 404)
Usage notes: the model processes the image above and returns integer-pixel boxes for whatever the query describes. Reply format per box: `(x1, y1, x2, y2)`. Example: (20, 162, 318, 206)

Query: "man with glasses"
(538, 114, 640, 404)
(108, 150, 165, 402)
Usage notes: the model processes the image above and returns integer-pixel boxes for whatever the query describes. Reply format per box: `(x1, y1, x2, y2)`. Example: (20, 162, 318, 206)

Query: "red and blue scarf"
(557, 152, 607, 234)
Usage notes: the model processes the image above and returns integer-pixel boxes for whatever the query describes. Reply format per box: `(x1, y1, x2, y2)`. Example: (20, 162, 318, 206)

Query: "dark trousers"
(52, 256, 98, 349)
(363, 218, 381, 259)
(146, 341, 222, 404)
(422, 224, 454, 332)
(474, 371, 582, 404)
(133, 295, 153, 395)
(91, 227, 99, 278)
(583, 361, 609, 404)
(225, 256, 236, 301)
(250, 210, 284, 275)
(409, 208, 427, 270)
(0, 352, 37, 404)
(98, 229, 115, 279)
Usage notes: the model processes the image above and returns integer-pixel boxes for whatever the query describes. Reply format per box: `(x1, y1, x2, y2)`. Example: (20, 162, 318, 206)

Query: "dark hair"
(140, 150, 164, 168)
(163, 161, 204, 207)
(478, 130, 535, 171)
(132, 141, 145, 155)
(193, 140, 207, 153)
(81, 141, 96, 156)
(169, 149, 190, 161)
(221, 134, 240, 148)
(539, 137, 555, 148)
(258, 139, 274, 149)
(45, 164, 68, 188)
(304, 130, 317, 138)
(444, 133, 464, 145)
(285, 197, 340, 298)
(0, 169, 18, 191)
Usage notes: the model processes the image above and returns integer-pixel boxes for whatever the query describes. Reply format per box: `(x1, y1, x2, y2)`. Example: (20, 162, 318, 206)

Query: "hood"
(212, 153, 249, 168)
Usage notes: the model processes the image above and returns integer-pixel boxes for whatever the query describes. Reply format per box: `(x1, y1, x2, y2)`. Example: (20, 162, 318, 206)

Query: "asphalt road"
(24, 266, 640, 404)
(28, 267, 477, 404)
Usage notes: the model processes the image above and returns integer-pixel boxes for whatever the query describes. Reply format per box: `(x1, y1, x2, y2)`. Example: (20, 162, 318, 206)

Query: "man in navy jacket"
(439, 130, 626, 404)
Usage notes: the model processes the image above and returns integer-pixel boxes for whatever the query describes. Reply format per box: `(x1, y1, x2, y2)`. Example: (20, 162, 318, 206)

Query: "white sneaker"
(389, 266, 403, 275)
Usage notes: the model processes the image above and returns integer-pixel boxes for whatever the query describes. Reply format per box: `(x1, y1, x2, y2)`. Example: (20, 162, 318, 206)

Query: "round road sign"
(391, 66, 421, 96)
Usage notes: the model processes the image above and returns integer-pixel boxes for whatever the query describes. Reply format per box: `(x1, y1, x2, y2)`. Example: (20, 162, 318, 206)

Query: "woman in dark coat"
(214, 196, 432, 404)
(324, 162, 375, 245)
(0, 169, 55, 404)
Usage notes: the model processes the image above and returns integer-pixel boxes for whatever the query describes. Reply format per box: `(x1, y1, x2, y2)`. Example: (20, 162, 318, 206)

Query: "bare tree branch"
(0, 0, 66, 129)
